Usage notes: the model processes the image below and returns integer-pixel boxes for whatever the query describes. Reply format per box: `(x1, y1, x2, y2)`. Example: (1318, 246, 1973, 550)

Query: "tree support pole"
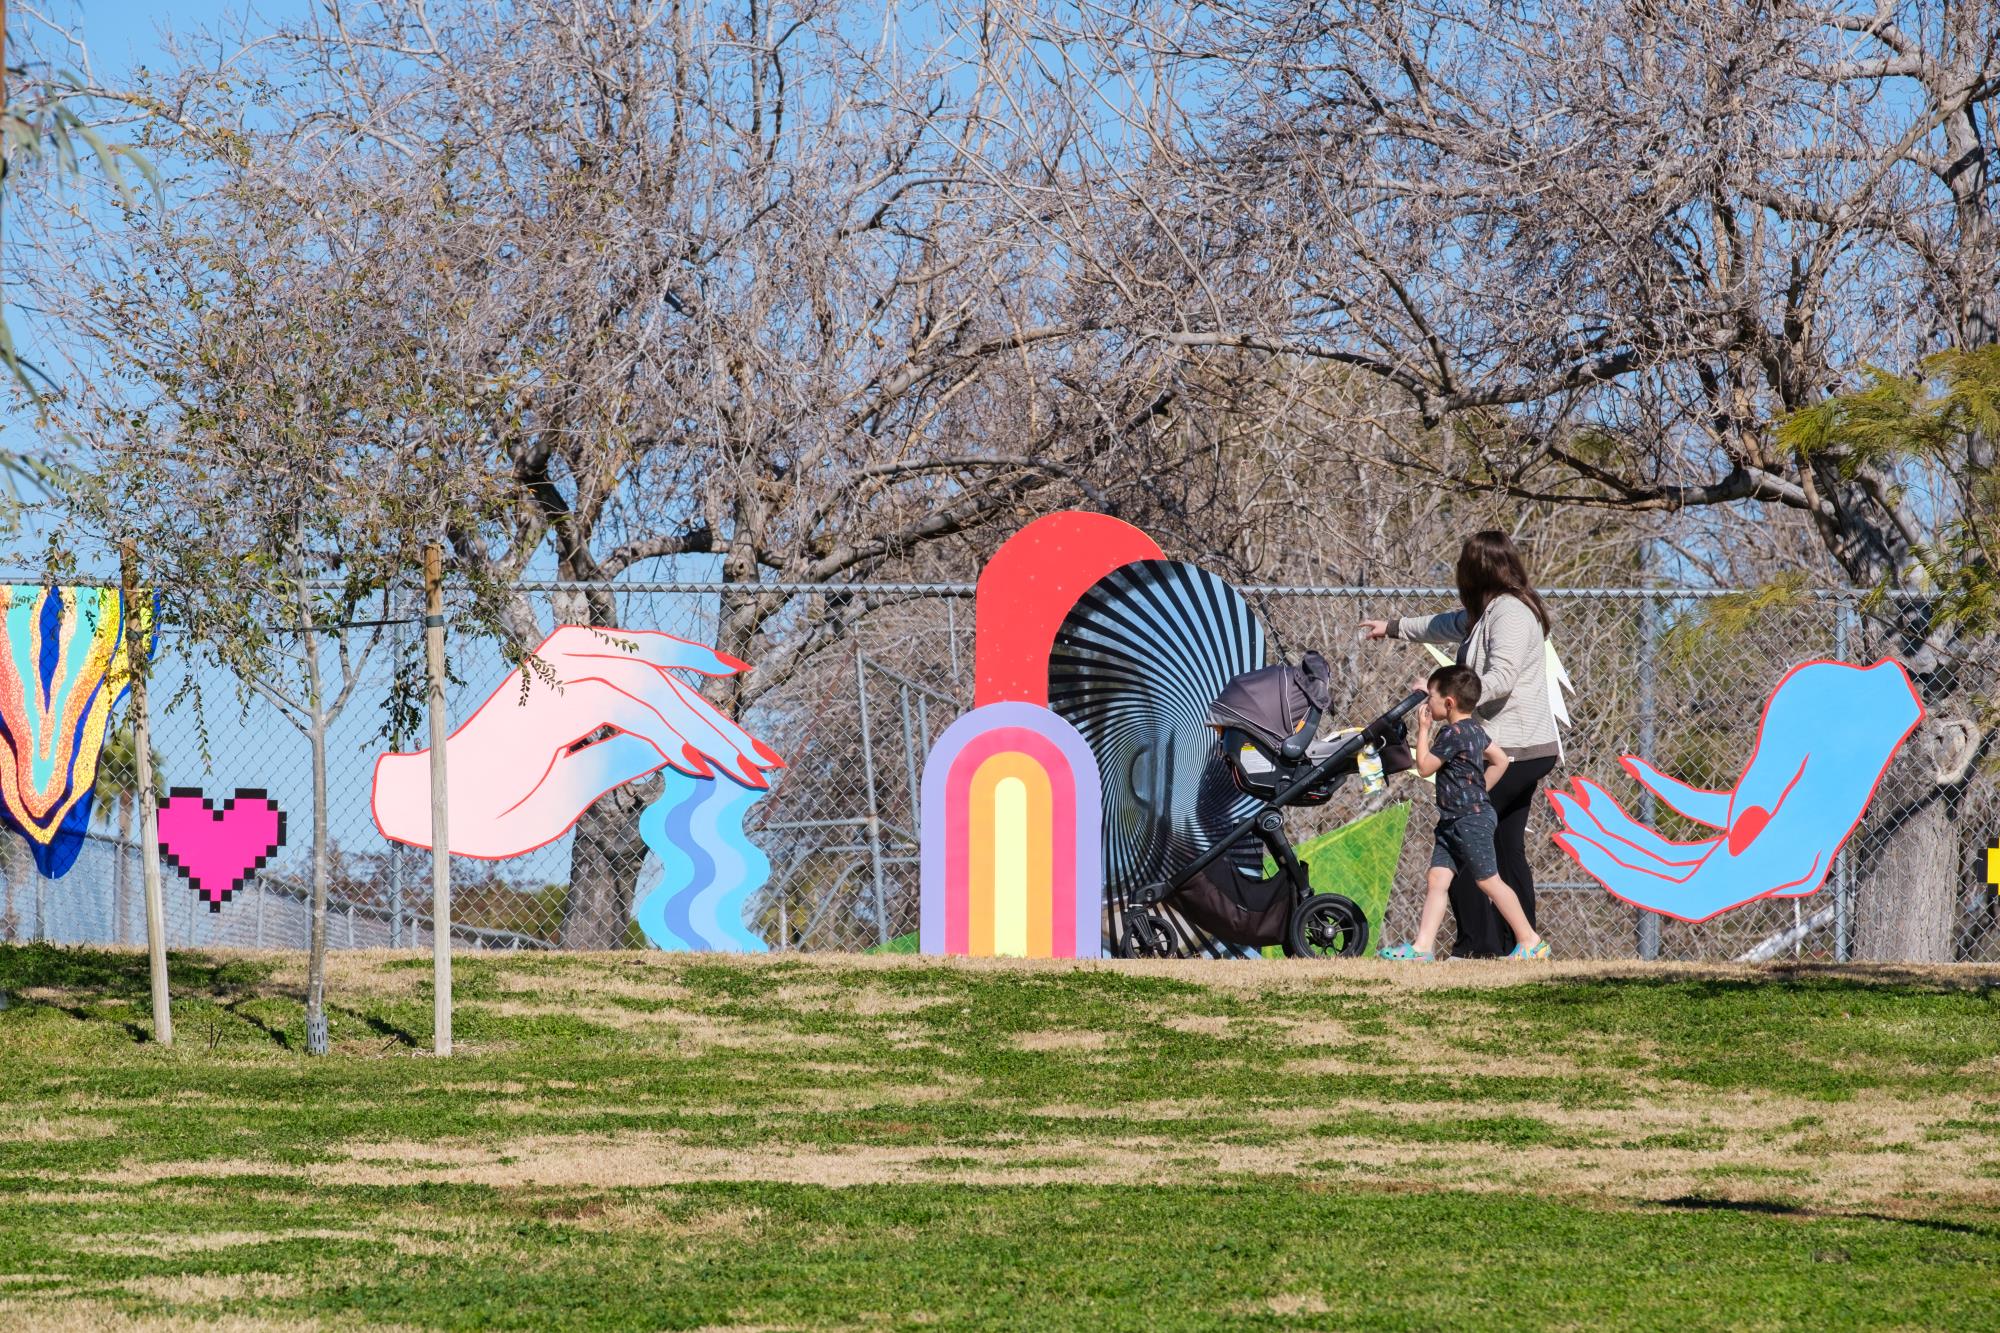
(424, 545, 453, 1056)
(123, 542, 170, 1046)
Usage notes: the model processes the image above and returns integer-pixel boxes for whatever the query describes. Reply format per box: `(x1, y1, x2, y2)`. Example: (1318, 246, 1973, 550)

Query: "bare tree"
(32, 0, 1206, 945)
(52, 205, 412, 1047)
(47, 0, 1989, 960)
(1007, 1, 2000, 959)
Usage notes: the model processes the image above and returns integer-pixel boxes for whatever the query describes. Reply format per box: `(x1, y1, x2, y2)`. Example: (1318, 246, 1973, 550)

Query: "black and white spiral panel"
(1047, 559, 1267, 957)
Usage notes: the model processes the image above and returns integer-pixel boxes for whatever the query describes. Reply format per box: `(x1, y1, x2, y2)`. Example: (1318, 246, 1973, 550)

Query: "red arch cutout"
(973, 511, 1163, 707)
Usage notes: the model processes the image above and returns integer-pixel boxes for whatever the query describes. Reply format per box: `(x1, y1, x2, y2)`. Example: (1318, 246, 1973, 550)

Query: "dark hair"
(1428, 665, 1482, 711)
(1455, 530, 1552, 634)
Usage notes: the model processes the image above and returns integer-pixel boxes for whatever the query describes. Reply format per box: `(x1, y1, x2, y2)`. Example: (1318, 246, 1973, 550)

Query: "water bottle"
(1356, 742, 1385, 795)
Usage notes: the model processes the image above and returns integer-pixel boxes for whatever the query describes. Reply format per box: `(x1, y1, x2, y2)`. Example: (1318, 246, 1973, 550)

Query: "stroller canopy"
(1208, 651, 1333, 750)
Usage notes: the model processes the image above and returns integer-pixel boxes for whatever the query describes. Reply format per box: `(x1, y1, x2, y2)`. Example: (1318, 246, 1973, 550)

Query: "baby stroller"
(1120, 651, 1425, 959)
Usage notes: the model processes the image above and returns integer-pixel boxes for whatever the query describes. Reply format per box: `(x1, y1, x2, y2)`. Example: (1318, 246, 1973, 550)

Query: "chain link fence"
(2, 582, 1993, 963)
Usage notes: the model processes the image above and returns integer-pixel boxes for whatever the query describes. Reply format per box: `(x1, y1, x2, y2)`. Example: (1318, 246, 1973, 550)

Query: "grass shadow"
(221, 996, 296, 1051)
(0, 942, 277, 997)
(1652, 1195, 1995, 1237)
(350, 1008, 424, 1049)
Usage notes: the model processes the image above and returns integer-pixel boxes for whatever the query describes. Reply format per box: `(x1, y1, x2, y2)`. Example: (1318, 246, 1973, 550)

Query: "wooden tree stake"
(123, 541, 171, 1047)
(424, 544, 452, 1056)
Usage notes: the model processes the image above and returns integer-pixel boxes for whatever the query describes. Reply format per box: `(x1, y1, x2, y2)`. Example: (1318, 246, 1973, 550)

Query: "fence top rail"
(0, 576, 1897, 601)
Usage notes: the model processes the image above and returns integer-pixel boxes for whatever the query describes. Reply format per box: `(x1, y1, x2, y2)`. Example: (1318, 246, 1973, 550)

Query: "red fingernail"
(752, 738, 786, 767)
(716, 652, 751, 672)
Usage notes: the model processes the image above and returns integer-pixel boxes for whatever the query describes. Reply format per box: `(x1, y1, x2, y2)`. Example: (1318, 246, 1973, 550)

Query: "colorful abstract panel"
(1268, 803, 1412, 956)
(0, 586, 153, 878)
(973, 512, 1162, 707)
(920, 702, 1103, 958)
(635, 768, 772, 952)
(1551, 658, 1923, 923)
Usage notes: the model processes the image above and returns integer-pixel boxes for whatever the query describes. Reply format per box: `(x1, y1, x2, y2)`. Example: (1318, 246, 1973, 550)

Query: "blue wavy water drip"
(634, 771, 771, 952)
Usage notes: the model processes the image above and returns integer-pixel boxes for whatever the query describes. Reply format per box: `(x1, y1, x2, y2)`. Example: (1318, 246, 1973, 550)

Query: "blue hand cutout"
(1550, 659, 1923, 923)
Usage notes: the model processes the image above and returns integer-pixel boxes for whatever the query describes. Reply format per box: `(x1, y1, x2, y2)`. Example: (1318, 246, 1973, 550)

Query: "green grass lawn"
(2, 944, 1997, 1330)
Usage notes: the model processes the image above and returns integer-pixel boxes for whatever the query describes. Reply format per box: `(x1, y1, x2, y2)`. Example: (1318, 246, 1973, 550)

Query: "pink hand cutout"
(371, 627, 784, 859)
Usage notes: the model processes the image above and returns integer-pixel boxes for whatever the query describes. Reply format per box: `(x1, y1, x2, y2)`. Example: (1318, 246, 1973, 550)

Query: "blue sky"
(1, 2, 637, 904)
(4, 0, 311, 576)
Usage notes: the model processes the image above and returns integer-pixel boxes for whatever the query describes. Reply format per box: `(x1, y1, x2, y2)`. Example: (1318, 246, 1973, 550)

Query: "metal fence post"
(1636, 588, 1661, 962)
(1834, 596, 1855, 962)
(946, 598, 962, 691)
(854, 651, 890, 946)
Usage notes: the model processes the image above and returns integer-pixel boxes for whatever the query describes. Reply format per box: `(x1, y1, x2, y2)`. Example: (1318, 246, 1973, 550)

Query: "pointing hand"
(372, 626, 784, 859)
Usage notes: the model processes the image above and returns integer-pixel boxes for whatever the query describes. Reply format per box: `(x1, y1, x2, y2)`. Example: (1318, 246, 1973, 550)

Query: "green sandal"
(1377, 942, 1436, 962)
(1506, 940, 1551, 960)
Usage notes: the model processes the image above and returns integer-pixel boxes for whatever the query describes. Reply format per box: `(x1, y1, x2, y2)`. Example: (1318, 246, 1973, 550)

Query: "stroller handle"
(1368, 689, 1429, 740)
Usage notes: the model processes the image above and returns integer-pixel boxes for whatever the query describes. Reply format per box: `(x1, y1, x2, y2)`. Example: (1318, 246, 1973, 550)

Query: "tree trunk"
(1853, 716, 1963, 964)
(560, 773, 658, 948)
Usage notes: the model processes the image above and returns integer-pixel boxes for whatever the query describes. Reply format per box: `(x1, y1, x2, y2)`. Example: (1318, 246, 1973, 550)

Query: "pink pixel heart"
(157, 788, 288, 912)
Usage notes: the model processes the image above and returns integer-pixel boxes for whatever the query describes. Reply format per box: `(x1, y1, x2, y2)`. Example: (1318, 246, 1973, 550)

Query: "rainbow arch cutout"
(920, 702, 1103, 958)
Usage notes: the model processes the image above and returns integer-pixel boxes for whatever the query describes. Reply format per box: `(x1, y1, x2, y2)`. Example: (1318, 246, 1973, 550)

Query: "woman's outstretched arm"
(1386, 608, 1470, 645)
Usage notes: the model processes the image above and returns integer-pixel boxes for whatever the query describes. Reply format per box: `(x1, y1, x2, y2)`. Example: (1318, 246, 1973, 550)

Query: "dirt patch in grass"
(83, 1160, 302, 1188)
(118, 1274, 289, 1304)
(785, 1081, 974, 1112)
(1012, 1030, 1109, 1052)
(2, 1115, 118, 1143)
(224, 1078, 1991, 1214)
(78, 1229, 375, 1258)
(572, 1201, 766, 1240)
(846, 988, 955, 1017)
(1159, 1014, 1238, 1037)
(63, 1066, 1990, 1218)
(307, 1132, 1304, 1189)
(486, 969, 697, 1007)
(0, 1300, 318, 1333)
(474, 1000, 673, 1033)
(1248, 1293, 1334, 1317)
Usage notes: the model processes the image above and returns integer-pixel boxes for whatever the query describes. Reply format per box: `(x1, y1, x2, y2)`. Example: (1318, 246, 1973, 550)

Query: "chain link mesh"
(2, 584, 1992, 962)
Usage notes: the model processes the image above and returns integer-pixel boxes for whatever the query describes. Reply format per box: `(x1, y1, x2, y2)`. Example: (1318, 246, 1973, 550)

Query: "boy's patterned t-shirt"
(1431, 719, 1495, 817)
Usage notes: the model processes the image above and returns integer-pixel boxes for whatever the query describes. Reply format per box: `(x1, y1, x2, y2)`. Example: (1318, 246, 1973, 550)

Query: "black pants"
(1448, 754, 1558, 957)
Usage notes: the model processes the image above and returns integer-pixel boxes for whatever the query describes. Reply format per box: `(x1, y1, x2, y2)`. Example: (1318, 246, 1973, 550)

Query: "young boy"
(1379, 665, 1550, 961)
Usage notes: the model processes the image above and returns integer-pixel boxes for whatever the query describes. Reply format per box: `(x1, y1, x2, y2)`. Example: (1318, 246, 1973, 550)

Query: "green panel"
(1263, 802, 1410, 954)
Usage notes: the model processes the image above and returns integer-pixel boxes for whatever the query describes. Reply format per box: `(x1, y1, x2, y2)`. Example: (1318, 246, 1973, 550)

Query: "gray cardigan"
(1392, 593, 1560, 761)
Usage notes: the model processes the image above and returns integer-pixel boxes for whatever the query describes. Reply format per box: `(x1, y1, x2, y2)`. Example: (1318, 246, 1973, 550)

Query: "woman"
(1361, 531, 1559, 957)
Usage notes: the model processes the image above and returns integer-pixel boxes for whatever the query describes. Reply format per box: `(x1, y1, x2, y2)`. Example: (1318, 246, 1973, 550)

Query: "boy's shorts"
(1431, 810, 1499, 880)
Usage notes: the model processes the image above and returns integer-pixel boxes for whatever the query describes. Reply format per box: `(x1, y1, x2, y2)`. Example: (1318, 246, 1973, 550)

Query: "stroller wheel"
(1285, 893, 1369, 959)
(1117, 909, 1183, 959)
